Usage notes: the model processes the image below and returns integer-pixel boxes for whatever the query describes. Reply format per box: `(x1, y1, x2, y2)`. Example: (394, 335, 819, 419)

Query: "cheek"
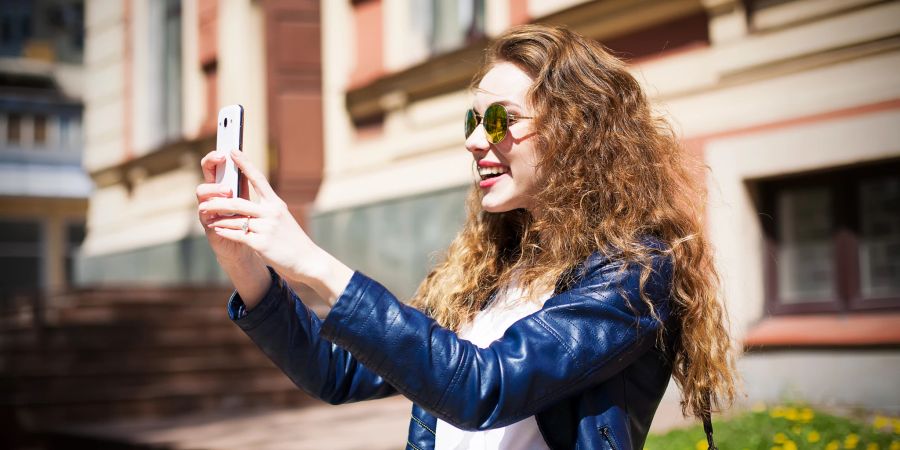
(514, 150, 541, 188)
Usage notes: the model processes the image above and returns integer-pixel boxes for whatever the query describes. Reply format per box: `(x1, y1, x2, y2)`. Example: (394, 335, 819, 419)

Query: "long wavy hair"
(409, 24, 737, 419)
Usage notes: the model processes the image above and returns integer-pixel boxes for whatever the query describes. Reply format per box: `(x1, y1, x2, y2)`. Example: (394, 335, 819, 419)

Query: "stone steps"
(2, 286, 315, 432)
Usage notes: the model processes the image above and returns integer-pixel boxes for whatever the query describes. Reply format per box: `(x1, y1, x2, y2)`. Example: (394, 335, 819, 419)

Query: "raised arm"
(197, 149, 391, 403)
(319, 253, 673, 430)
(228, 266, 397, 403)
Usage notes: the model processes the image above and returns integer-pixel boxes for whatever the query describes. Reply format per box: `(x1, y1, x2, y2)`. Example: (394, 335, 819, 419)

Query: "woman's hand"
(196, 150, 255, 265)
(200, 150, 353, 304)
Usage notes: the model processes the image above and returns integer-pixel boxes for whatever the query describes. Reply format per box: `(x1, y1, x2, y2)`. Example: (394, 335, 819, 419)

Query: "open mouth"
(478, 165, 510, 181)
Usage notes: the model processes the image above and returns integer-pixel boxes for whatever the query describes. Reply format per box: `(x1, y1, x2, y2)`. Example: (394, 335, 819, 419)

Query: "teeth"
(478, 166, 509, 178)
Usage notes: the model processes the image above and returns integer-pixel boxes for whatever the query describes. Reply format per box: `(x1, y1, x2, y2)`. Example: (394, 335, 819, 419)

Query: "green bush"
(645, 404, 899, 450)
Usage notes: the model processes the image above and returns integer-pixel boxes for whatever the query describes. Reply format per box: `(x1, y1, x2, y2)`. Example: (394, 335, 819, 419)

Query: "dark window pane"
(7, 113, 21, 143)
(0, 220, 41, 244)
(859, 175, 900, 298)
(34, 114, 47, 144)
(0, 220, 41, 291)
(0, 257, 41, 290)
(776, 187, 835, 302)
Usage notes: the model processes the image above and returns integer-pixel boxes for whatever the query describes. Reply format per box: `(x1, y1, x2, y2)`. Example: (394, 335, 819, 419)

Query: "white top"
(434, 279, 554, 450)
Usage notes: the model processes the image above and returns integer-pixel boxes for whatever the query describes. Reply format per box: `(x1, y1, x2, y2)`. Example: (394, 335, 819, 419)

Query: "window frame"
(759, 159, 900, 315)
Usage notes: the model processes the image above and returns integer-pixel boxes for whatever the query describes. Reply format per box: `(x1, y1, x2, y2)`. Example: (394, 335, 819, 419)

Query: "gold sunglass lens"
(465, 109, 477, 138)
(483, 104, 508, 144)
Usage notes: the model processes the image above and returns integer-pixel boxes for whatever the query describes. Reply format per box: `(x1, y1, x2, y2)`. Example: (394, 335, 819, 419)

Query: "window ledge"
(743, 313, 900, 350)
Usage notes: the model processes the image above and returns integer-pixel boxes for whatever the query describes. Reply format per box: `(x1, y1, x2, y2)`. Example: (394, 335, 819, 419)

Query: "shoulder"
(563, 237, 674, 308)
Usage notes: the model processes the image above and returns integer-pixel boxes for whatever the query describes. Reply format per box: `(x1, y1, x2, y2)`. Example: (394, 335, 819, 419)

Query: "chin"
(480, 196, 519, 213)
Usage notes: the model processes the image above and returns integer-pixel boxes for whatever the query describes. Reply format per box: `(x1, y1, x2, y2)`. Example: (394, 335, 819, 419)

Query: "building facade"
(78, 0, 325, 287)
(0, 0, 88, 301)
(315, 0, 900, 416)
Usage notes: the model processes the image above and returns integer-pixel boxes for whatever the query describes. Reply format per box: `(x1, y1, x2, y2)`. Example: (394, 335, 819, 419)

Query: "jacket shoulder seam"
(436, 342, 469, 416)
(410, 414, 436, 435)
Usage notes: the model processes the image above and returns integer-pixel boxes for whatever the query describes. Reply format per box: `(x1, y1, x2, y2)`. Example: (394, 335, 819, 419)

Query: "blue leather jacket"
(227, 250, 675, 450)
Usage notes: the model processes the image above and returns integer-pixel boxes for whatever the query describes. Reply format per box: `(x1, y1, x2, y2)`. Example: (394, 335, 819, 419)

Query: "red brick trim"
(683, 98, 900, 147)
(350, 0, 384, 88)
(744, 313, 900, 349)
(510, 0, 529, 26)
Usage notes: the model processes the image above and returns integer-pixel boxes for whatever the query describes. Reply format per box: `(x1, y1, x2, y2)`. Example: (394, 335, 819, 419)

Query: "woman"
(196, 25, 737, 450)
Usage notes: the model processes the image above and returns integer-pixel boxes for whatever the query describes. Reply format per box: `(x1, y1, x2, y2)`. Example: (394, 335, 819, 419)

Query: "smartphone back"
(215, 104, 244, 198)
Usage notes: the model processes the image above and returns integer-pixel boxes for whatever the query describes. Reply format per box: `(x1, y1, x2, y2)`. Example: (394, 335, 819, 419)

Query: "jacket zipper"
(599, 426, 619, 450)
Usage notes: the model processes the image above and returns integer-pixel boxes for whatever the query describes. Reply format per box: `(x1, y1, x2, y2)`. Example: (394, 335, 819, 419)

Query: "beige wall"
(215, 0, 268, 190)
(80, 0, 268, 267)
(83, 0, 125, 173)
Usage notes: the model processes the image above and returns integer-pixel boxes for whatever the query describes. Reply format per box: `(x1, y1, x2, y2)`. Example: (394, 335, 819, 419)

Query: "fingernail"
(230, 149, 240, 157)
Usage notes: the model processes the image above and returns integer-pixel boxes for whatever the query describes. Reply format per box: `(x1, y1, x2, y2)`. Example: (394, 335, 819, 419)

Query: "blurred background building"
(0, 0, 87, 305)
(2, 0, 898, 448)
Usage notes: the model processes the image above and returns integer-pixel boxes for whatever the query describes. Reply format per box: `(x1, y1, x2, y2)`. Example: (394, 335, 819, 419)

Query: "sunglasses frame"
(465, 103, 533, 144)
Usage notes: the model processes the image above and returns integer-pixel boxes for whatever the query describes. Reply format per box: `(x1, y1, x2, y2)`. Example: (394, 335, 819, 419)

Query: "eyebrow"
(471, 98, 524, 113)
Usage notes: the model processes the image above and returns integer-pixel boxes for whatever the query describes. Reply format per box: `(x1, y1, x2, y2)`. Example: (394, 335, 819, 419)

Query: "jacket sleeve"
(228, 267, 397, 404)
(319, 253, 673, 431)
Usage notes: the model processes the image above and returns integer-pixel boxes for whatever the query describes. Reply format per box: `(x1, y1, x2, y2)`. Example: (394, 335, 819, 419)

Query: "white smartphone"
(215, 104, 244, 199)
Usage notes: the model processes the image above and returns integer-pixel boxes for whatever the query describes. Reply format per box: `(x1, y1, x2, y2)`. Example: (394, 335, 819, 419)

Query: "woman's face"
(467, 62, 540, 213)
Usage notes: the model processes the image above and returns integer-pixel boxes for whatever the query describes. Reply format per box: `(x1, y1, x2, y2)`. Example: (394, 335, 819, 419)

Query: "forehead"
(474, 62, 533, 109)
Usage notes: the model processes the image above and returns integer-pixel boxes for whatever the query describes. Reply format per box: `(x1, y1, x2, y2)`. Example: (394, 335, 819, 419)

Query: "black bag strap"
(701, 390, 718, 450)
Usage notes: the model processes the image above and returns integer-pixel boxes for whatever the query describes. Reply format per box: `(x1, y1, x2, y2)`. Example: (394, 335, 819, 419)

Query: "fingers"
(199, 197, 265, 218)
(206, 216, 260, 232)
(200, 150, 225, 183)
(212, 226, 257, 248)
(196, 183, 232, 203)
(230, 150, 279, 201)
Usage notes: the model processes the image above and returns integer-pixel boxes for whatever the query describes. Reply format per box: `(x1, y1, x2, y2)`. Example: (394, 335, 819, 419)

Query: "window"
(760, 160, 900, 314)
(33, 114, 46, 145)
(7, 113, 21, 144)
(147, 0, 182, 145)
(410, 0, 485, 60)
(0, 1, 32, 57)
(0, 220, 42, 293)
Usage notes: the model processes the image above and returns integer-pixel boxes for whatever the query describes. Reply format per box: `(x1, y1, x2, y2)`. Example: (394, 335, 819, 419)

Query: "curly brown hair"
(409, 24, 738, 420)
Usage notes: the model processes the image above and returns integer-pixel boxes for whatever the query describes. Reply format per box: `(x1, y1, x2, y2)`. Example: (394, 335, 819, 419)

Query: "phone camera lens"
(223, 118, 228, 128)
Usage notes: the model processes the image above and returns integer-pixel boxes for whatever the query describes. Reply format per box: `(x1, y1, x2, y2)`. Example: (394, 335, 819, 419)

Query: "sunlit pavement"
(54, 391, 695, 449)
(62, 396, 413, 450)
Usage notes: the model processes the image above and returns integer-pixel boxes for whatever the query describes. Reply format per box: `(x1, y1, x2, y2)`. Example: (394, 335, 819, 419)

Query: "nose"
(465, 123, 490, 155)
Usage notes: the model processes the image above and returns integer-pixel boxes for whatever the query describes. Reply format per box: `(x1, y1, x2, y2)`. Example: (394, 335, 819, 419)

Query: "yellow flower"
(894, 419, 900, 435)
(890, 441, 899, 450)
(867, 443, 880, 450)
(846, 433, 860, 449)
(775, 433, 788, 443)
(808, 431, 821, 443)
(771, 407, 785, 418)
(784, 440, 798, 450)
(800, 408, 815, 422)
(696, 440, 707, 450)
(826, 441, 841, 450)
(786, 408, 799, 421)
(874, 415, 890, 429)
